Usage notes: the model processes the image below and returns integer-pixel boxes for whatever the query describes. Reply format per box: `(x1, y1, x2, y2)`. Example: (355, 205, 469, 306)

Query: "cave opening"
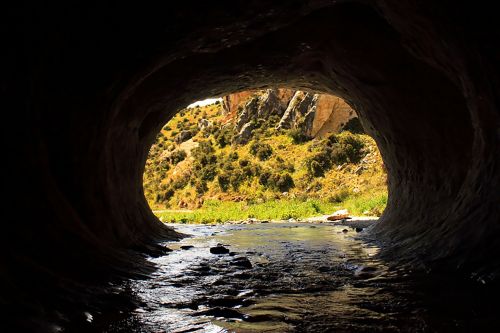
(4, 0, 500, 331)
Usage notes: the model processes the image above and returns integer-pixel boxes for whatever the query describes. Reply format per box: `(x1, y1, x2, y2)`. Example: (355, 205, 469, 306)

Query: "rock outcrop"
(312, 95, 357, 138)
(276, 91, 316, 132)
(228, 89, 358, 142)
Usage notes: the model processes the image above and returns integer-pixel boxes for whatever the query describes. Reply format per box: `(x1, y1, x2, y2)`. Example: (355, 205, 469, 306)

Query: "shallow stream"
(95, 223, 498, 332)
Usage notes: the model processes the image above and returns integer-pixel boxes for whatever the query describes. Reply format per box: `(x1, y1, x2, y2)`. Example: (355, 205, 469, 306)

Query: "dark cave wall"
(2, 0, 499, 329)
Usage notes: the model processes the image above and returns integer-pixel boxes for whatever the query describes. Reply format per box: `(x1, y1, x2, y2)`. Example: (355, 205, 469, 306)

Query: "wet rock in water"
(229, 252, 237, 256)
(193, 263, 211, 272)
(195, 307, 245, 319)
(355, 227, 363, 232)
(211, 279, 225, 286)
(232, 272, 252, 280)
(147, 245, 173, 258)
(327, 209, 350, 221)
(230, 257, 253, 269)
(180, 245, 194, 250)
(342, 229, 349, 233)
(210, 245, 230, 254)
(208, 296, 254, 308)
(243, 313, 279, 323)
(354, 265, 379, 279)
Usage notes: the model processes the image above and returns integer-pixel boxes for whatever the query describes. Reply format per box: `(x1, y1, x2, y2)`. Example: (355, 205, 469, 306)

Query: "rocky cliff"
(224, 89, 357, 142)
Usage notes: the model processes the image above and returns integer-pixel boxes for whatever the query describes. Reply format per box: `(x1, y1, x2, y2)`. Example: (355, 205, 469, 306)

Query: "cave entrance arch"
(5, 1, 500, 330)
(114, 2, 492, 275)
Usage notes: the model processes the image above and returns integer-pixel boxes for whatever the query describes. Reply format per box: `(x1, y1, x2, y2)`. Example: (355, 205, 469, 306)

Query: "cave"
(3, 0, 499, 330)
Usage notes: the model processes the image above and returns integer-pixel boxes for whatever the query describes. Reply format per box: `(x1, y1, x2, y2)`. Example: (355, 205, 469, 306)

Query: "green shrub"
(251, 164, 262, 176)
(220, 162, 234, 171)
(172, 178, 189, 190)
(308, 160, 324, 177)
(330, 132, 365, 164)
(230, 170, 245, 191)
(195, 180, 208, 195)
(284, 162, 295, 173)
(218, 173, 230, 191)
(259, 170, 272, 186)
(256, 143, 273, 161)
(275, 173, 294, 192)
(342, 118, 365, 134)
(168, 150, 187, 165)
(327, 187, 350, 203)
(215, 126, 233, 148)
(242, 165, 255, 178)
(266, 115, 281, 127)
(288, 129, 311, 144)
(306, 150, 333, 175)
(239, 159, 250, 167)
(228, 151, 239, 161)
(192, 140, 214, 158)
(200, 164, 217, 181)
(267, 173, 294, 192)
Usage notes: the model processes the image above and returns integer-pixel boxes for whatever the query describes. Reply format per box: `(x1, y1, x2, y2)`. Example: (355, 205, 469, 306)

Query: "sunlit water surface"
(94, 223, 498, 332)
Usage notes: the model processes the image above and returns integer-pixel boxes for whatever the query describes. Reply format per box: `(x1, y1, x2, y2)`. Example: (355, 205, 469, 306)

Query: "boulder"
(232, 122, 254, 144)
(327, 209, 350, 221)
(175, 130, 193, 144)
(198, 118, 212, 130)
(210, 245, 230, 254)
(230, 257, 253, 269)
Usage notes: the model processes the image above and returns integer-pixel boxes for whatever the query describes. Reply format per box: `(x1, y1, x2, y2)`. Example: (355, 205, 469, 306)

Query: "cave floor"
(85, 223, 499, 332)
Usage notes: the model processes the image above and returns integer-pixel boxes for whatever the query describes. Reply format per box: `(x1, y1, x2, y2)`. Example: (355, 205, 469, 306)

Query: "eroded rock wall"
(3, 0, 500, 330)
(227, 89, 357, 138)
(312, 95, 357, 138)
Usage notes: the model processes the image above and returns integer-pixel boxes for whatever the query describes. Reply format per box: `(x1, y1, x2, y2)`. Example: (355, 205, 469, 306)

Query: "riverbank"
(154, 195, 386, 224)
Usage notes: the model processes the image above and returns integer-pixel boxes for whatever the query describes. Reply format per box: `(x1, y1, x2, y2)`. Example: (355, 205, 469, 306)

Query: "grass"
(342, 191, 387, 217)
(155, 191, 387, 224)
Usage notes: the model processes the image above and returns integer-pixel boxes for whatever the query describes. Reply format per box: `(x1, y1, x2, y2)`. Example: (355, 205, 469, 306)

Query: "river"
(92, 222, 498, 332)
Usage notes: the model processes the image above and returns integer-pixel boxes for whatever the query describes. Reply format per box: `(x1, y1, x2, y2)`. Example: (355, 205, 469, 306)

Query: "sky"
(187, 98, 222, 108)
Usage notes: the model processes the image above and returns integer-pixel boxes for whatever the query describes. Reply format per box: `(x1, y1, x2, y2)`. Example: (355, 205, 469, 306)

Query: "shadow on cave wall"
(2, 0, 499, 330)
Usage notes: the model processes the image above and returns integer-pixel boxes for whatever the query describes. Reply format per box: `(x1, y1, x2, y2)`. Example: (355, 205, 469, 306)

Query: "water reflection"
(98, 223, 499, 332)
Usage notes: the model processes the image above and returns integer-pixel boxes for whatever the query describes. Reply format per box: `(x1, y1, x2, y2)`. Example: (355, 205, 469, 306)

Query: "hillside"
(143, 90, 387, 223)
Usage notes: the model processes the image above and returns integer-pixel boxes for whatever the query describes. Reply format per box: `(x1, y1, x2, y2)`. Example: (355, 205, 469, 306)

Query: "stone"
(180, 245, 194, 250)
(230, 257, 253, 269)
(174, 130, 193, 144)
(232, 122, 254, 144)
(210, 246, 230, 254)
(327, 209, 350, 221)
(198, 118, 212, 130)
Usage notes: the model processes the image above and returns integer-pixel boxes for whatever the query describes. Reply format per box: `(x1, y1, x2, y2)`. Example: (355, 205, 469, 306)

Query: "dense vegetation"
(143, 101, 387, 223)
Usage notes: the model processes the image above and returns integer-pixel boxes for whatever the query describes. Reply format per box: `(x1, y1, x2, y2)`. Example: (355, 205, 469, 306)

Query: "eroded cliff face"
(4, 0, 500, 330)
(225, 89, 357, 141)
(312, 95, 357, 138)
